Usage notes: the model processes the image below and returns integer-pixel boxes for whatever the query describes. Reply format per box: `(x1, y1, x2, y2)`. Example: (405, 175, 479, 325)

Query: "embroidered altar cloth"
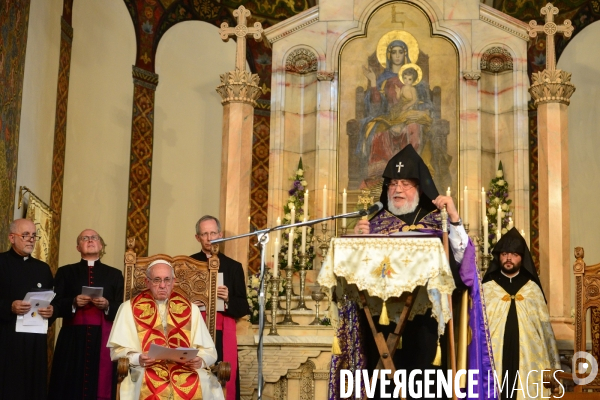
(317, 236, 456, 336)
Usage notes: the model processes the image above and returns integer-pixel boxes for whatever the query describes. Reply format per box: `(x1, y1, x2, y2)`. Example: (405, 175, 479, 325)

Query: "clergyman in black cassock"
(49, 229, 124, 400)
(0, 219, 55, 400)
(191, 215, 250, 400)
(482, 227, 559, 399)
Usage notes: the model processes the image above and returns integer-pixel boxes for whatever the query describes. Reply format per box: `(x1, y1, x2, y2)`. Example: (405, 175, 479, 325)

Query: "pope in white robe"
(107, 260, 224, 400)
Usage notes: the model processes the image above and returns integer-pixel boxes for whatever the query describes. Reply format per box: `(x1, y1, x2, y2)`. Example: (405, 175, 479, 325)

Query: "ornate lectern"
(318, 235, 456, 373)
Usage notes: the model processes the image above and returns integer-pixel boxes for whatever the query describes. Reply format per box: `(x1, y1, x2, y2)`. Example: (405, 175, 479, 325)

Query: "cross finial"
(527, 3, 573, 71)
(357, 189, 374, 211)
(219, 6, 263, 72)
(396, 162, 404, 173)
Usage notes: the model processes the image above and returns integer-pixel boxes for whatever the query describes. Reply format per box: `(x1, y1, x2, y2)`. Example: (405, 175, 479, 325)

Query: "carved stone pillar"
(529, 69, 575, 340)
(216, 69, 262, 267)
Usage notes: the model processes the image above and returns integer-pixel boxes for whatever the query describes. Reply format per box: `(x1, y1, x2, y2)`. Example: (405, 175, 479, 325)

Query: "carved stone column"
(216, 69, 262, 267)
(529, 69, 575, 340)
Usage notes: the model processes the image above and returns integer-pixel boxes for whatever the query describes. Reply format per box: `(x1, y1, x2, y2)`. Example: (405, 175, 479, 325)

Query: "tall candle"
(342, 189, 347, 228)
(497, 205, 502, 235)
(322, 185, 327, 218)
(446, 187, 451, 197)
(483, 216, 489, 254)
(301, 218, 307, 254)
(481, 187, 486, 225)
(463, 186, 468, 226)
(507, 217, 514, 230)
(290, 205, 295, 225)
(273, 238, 279, 278)
(287, 231, 293, 266)
(303, 190, 309, 221)
(497, 229, 501, 242)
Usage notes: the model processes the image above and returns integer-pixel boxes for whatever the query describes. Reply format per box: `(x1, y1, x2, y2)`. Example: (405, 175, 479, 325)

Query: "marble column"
(529, 69, 575, 340)
(216, 69, 262, 267)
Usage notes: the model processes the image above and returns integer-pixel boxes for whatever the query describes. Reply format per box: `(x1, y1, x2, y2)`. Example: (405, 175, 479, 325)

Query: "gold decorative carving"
(527, 3, 573, 71)
(462, 71, 481, 80)
(273, 377, 287, 400)
(215, 69, 262, 106)
(529, 69, 576, 106)
(480, 47, 513, 73)
(285, 48, 318, 74)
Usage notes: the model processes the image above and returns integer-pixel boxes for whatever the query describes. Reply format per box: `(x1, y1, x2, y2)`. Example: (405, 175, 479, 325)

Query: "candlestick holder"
(464, 222, 470, 235)
(268, 277, 280, 335)
(309, 290, 325, 325)
(316, 222, 333, 258)
(340, 227, 348, 236)
(278, 264, 298, 325)
(481, 253, 493, 276)
(293, 254, 311, 311)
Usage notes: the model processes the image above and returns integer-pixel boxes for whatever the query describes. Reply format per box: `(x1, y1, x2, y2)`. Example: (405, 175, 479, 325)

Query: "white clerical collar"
(203, 251, 212, 259)
(83, 258, 100, 267)
(23, 256, 29, 261)
(501, 269, 520, 283)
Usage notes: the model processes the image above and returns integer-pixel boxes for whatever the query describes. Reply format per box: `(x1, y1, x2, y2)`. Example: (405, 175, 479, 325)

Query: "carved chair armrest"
(117, 357, 130, 383)
(210, 361, 231, 387)
(543, 369, 571, 397)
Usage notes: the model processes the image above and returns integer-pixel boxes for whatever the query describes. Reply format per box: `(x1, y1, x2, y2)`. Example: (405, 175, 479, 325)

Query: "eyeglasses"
(149, 277, 173, 286)
(11, 233, 41, 241)
(199, 232, 219, 239)
(80, 235, 100, 242)
(388, 181, 415, 191)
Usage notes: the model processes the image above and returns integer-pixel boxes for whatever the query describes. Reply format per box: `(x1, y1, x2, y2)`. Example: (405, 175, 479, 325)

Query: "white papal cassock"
(107, 298, 225, 400)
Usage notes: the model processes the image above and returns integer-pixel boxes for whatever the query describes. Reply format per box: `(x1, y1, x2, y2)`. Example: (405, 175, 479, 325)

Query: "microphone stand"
(211, 209, 374, 400)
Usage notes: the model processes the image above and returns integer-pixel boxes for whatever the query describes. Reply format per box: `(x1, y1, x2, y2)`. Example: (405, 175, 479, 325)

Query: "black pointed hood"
(379, 144, 439, 208)
(483, 227, 544, 299)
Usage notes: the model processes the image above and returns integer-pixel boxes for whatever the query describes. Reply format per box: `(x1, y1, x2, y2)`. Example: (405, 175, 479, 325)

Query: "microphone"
(359, 201, 383, 216)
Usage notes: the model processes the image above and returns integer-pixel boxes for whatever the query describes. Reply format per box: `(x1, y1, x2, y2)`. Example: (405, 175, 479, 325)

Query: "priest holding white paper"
(107, 260, 223, 399)
(0, 219, 54, 400)
(49, 229, 124, 400)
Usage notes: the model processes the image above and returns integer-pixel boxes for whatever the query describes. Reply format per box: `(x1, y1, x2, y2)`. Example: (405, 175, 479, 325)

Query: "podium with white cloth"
(317, 234, 456, 372)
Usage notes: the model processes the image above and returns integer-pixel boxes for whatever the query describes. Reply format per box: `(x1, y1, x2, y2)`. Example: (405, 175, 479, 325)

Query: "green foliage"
(485, 161, 513, 252)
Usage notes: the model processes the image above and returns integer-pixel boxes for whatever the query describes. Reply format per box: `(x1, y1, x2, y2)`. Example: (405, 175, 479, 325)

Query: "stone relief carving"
(285, 48, 318, 74)
(480, 46, 513, 73)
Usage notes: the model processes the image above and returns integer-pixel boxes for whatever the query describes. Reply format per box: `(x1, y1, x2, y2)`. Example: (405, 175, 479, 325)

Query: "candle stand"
(268, 277, 280, 335)
(278, 264, 298, 325)
(293, 254, 311, 311)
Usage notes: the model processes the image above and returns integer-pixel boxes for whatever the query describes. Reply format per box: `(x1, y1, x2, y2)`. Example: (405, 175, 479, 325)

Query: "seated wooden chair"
(115, 237, 230, 399)
(544, 246, 600, 397)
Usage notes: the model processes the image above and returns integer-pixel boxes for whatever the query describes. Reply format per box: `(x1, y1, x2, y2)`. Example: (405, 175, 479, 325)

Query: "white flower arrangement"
(485, 162, 513, 253)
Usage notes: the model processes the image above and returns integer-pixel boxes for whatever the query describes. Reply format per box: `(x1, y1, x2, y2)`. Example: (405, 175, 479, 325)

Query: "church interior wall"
(148, 21, 237, 257)
(556, 19, 600, 309)
(58, 0, 134, 270)
(14, 0, 63, 220)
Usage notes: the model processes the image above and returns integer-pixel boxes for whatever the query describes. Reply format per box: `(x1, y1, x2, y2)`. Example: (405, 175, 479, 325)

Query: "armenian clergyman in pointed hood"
(482, 228, 560, 400)
(353, 144, 480, 399)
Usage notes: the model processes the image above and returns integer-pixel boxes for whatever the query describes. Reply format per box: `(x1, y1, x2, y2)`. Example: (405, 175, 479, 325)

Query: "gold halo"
(398, 63, 422, 85)
(376, 30, 420, 68)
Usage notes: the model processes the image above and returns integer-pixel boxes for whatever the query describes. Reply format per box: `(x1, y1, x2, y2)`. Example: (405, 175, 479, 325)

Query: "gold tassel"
(432, 340, 442, 366)
(379, 301, 390, 325)
(332, 336, 342, 355)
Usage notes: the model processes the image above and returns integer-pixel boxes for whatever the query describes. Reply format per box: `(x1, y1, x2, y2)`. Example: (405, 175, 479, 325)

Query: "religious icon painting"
(337, 2, 459, 215)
